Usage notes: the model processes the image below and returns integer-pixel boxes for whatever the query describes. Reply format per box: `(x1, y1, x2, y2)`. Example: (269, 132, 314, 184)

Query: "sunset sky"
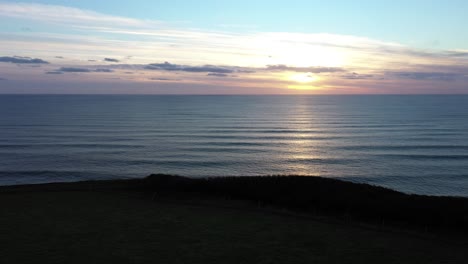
(1, 1, 468, 94)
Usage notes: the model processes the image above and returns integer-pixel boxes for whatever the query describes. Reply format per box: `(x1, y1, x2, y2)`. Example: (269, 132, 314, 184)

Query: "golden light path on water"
(278, 98, 327, 176)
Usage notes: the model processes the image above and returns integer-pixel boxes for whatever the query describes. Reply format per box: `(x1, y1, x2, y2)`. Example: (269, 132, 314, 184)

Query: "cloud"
(444, 51, 468, 58)
(58, 67, 91, 73)
(0, 77, 6, 81)
(404, 50, 468, 59)
(415, 64, 468, 74)
(2, 2, 468, 94)
(56, 67, 113, 73)
(104, 58, 119, 63)
(143, 62, 345, 76)
(94, 68, 114, 72)
(207, 73, 230, 77)
(237, 69, 256, 73)
(341, 72, 375, 80)
(150, 77, 181, 81)
(145, 62, 234, 73)
(185, 66, 233, 73)
(0, 56, 49, 64)
(387, 71, 462, 81)
(397, 48, 468, 59)
(266, 64, 344, 73)
(0, 2, 147, 27)
(144, 62, 179, 71)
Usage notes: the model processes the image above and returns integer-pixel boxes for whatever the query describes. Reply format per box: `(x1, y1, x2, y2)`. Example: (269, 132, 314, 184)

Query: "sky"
(1, 0, 468, 94)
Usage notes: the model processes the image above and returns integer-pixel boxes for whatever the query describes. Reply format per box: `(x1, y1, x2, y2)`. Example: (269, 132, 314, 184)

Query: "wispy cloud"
(58, 67, 92, 73)
(386, 71, 462, 81)
(150, 77, 181, 81)
(104, 58, 119, 63)
(94, 68, 113, 73)
(266, 65, 344, 73)
(55, 67, 114, 73)
(1, 2, 468, 94)
(0, 56, 49, 64)
(340, 72, 375, 80)
(142, 62, 344, 75)
(0, 2, 149, 27)
(207, 73, 231, 77)
(145, 62, 235, 73)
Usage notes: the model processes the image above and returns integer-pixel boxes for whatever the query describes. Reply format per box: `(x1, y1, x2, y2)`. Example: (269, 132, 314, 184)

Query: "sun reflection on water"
(276, 99, 329, 176)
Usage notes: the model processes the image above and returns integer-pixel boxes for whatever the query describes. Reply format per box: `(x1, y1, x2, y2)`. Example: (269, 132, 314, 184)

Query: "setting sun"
(289, 73, 317, 83)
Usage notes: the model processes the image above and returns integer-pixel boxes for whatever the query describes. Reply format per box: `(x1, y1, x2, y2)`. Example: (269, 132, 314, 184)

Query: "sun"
(289, 73, 317, 83)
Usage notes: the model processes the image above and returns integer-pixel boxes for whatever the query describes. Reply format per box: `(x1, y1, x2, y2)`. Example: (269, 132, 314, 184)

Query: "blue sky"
(1, 1, 468, 94)
(12, 0, 468, 49)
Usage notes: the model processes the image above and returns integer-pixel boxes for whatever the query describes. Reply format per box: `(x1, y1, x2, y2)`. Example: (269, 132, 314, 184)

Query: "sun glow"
(289, 73, 317, 83)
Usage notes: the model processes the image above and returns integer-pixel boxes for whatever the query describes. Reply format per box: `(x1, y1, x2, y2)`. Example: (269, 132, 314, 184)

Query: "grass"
(142, 174, 468, 233)
(1, 175, 467, 263)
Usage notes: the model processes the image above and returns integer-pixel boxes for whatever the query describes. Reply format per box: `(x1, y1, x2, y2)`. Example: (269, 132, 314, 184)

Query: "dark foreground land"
(1, 175, 468, 264)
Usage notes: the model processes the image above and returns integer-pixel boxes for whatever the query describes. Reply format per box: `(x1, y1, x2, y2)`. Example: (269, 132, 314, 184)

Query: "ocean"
(1, 95, 467, 196)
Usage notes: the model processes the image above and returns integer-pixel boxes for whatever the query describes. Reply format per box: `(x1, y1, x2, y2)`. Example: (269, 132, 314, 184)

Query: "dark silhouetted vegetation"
(2, 175, 468, 263)
(142, 174, 468, 233)
(2, 174, 468, 233)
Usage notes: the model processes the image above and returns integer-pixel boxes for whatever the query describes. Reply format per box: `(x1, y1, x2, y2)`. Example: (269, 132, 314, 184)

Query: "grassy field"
(1, 184, 467, 264)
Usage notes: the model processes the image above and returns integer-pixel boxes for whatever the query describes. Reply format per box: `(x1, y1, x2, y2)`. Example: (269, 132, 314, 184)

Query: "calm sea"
(1, 95, 468, 196)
